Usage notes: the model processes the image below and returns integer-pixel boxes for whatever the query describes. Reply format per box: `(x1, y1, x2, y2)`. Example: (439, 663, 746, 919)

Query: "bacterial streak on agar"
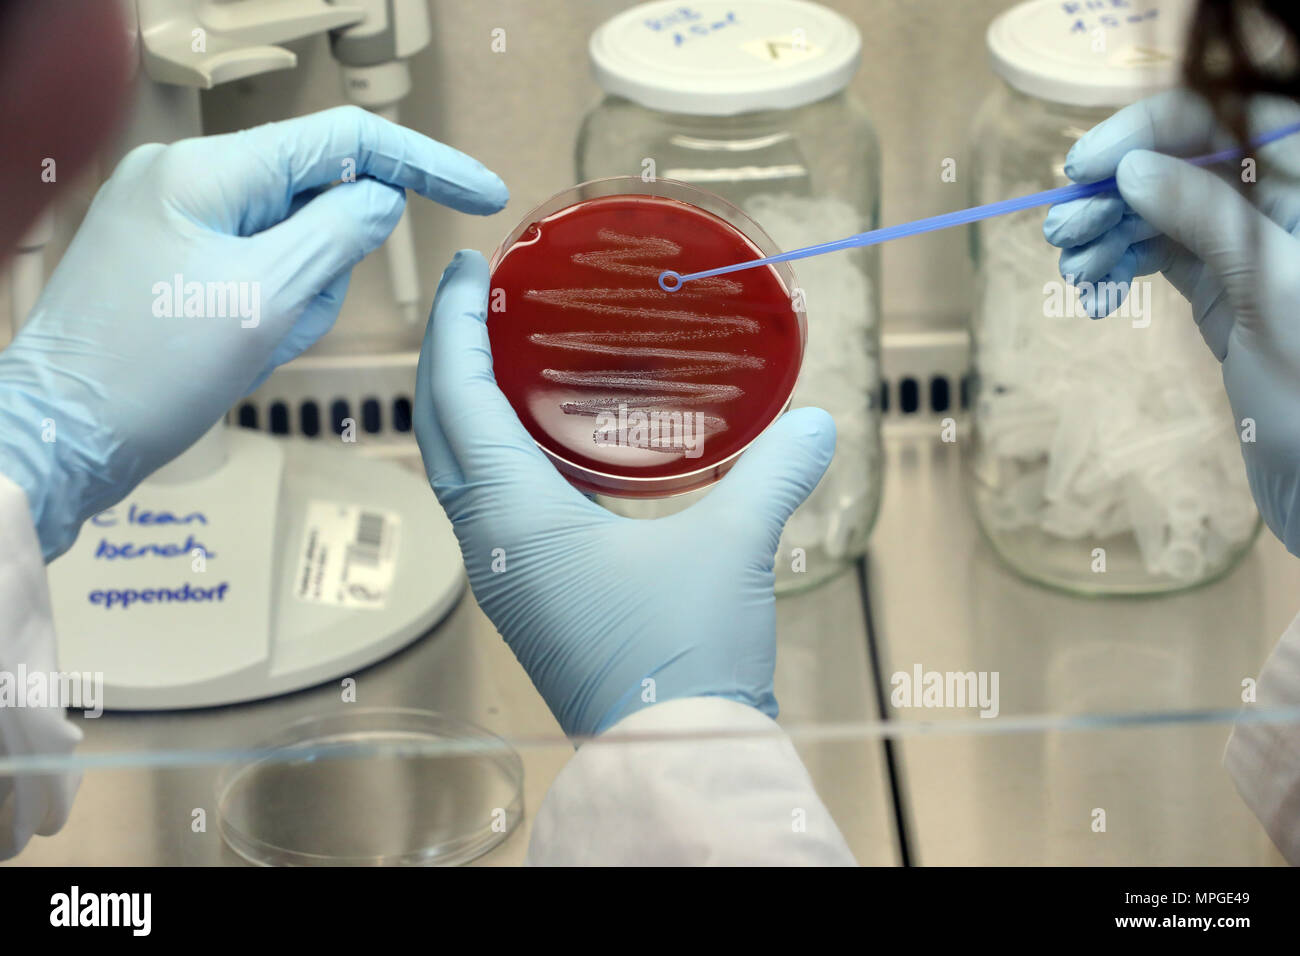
(530, 335, 763, 372)
(568, 228, 744, 295)
(488, 193, 803, 495)
(530, 229, 753, 436)
(541, 367, 746, 395)
(525, 287, 761, 332)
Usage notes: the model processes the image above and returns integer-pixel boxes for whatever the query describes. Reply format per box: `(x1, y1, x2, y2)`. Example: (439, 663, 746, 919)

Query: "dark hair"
(1185, 0, 1300, 138)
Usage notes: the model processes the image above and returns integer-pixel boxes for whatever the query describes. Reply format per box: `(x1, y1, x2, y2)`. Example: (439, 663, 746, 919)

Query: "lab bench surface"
(870, 436, 1295, 865)
(7, 539, 897, 866)
(10, 436, 1294, 866)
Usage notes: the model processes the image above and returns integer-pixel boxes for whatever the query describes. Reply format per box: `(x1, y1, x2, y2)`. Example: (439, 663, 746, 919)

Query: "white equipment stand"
(40, 0, 462, 709)
(50, 427, 463, 709)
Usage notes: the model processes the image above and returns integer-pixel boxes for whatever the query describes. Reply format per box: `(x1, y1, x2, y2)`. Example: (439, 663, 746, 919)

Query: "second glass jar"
(968, 85, 1260, 595)
(577, 91, 883, 592)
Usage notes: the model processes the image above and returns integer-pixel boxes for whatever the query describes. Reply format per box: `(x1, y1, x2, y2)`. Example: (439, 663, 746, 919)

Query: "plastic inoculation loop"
(659, 121, 1300, 291)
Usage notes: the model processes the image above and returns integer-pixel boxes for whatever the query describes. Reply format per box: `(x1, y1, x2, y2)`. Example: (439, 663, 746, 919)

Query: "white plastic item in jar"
(969, 0, 1259, 594)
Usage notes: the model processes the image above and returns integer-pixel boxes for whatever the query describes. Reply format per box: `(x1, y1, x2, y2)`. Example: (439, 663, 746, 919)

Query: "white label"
(1108, 44, 1175, 68)
(740, 35, 823, 66)
(294, 500, 399, 610)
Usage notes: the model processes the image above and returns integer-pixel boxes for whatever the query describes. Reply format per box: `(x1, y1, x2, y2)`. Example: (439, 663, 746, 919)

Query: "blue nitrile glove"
(0, 106, 507, 561)
(1043, 90, 1300, 557)
(414, 250, 836, 738)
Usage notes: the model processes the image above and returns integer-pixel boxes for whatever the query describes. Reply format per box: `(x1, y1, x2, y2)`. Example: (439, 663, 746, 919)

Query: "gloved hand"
(415, 250, 836, 737)
(0, 106, 507, 561)
(1043, 90, 1300, 556)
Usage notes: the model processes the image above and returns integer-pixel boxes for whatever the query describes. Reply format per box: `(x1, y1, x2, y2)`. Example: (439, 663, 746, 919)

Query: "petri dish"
(217, 708, 523, 866)
(488, 177, 806, 497)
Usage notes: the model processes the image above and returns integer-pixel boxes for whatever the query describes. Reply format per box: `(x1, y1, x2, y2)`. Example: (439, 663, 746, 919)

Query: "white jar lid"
(987, 0, 1195, 108)
(589, 0, 861, 116)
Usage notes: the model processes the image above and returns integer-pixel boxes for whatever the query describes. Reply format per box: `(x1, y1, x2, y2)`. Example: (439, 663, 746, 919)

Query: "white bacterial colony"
(524, 228, 766, 446)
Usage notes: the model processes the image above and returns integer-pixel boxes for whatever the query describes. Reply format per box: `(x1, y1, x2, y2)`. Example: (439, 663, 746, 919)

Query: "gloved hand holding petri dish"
(486, 177, 806, 497)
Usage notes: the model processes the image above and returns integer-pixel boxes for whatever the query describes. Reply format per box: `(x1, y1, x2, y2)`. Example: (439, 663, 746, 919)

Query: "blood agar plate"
(488, 177, 806, 497)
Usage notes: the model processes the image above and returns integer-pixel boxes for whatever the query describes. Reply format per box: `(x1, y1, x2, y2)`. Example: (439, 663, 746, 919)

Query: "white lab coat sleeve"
(1225, 608, 1300, 864)
(0, 472, 80, 859)
(526, 697, 856, 865)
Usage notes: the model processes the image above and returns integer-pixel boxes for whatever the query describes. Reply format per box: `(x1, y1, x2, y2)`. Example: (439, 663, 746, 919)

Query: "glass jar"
(577, 0, 883, 592)
(968, 84, 1260, 595)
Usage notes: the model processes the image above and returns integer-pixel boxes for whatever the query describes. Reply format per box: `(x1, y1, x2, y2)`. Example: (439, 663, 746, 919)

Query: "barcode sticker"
(295, 500, 400, 610)
(357, 511, 384, 547)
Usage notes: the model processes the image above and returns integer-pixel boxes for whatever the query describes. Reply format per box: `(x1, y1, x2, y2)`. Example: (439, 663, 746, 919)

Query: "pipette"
(657, 121, 1300, 293)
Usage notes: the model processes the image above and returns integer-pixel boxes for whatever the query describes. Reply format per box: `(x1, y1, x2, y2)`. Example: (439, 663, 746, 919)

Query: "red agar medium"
(488, 192, 804, 497)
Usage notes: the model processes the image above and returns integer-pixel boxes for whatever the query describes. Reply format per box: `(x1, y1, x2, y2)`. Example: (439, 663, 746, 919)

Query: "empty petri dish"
(217, 708, 523, 866)
(488, 177, 806, 497)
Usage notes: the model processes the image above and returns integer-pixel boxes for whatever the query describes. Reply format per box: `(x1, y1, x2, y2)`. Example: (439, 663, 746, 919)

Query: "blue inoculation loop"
(658, 120, 1300, 291)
